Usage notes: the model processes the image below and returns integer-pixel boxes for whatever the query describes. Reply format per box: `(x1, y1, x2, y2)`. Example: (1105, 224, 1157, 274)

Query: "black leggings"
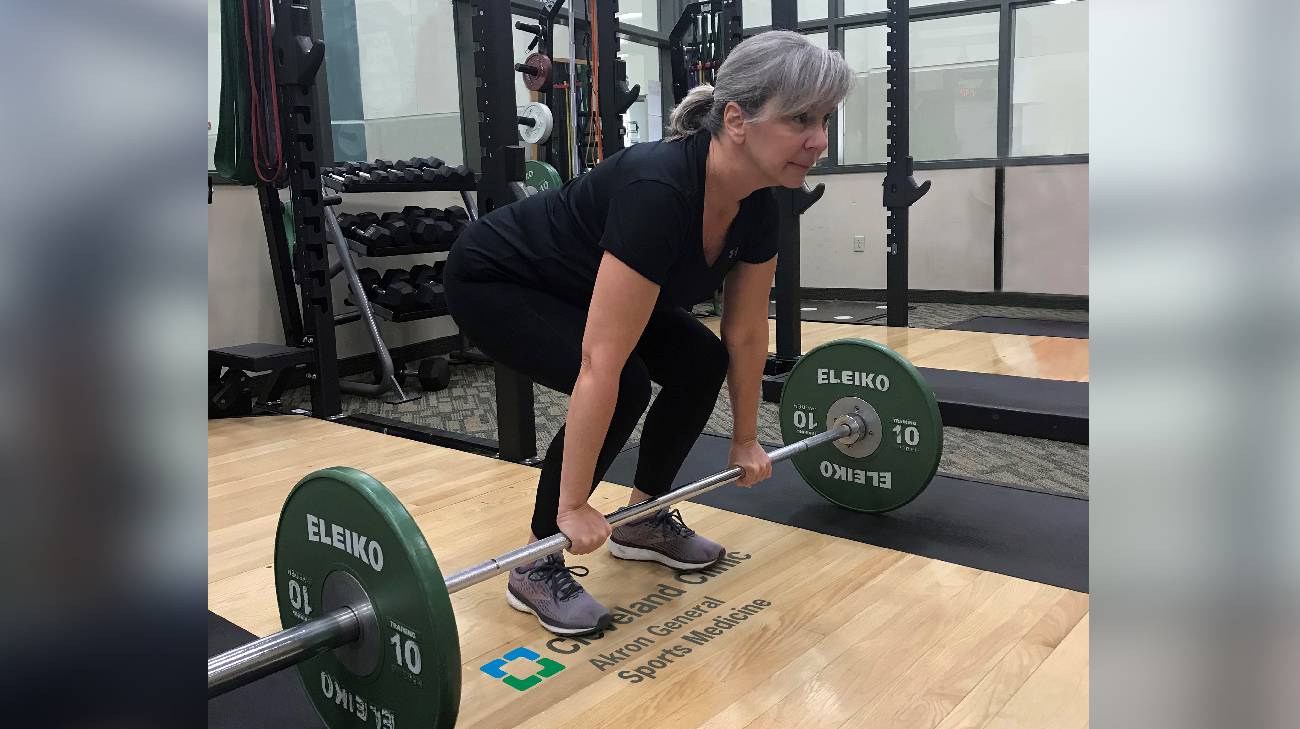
(444, 268, 729, 539)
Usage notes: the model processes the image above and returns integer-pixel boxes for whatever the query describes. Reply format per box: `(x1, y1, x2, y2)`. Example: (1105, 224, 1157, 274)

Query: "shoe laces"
(528, 557, 589, 602)
(648, 508, 696, 539)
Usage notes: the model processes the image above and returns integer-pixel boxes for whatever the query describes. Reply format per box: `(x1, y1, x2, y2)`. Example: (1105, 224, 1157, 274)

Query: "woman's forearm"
(558, 365, 621, 510)
(724, 334, 768, 443)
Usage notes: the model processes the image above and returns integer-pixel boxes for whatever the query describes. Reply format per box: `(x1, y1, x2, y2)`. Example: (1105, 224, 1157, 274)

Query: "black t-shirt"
(452, 130, 779, 309)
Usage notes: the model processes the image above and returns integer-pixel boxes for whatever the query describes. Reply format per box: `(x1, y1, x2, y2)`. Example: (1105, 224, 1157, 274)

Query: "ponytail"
(666, 84, 717, 140)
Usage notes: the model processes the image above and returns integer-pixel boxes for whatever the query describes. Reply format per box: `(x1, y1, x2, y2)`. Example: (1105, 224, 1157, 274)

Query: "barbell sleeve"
(442, 417, 864, 595)
(208, 606, 362, 698)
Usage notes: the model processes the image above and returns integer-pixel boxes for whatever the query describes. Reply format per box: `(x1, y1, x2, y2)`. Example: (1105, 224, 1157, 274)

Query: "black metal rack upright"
(594, 0, 630, 159)
(768, 0, 803, 378)
(273, 0, 341, 416)
(883, 0, 932, 327)
(466, 0, 538, 463)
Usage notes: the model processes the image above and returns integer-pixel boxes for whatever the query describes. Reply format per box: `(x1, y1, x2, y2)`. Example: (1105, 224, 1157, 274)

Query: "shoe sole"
(506, 588, 612, 636)
(607, 539, 725, 571)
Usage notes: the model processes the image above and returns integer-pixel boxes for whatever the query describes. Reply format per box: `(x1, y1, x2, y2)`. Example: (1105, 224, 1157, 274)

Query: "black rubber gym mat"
(919, 367, 1088, 444)
(208, 611, 325, 729)
(767, 299, 889, 324)
(604, 434, 1088, 592)
(942, 316, 1088, 339)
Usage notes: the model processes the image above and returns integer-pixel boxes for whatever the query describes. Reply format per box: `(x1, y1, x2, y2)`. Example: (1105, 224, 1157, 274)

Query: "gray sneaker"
(608, 508, 725, 570)
(506, 553, 613, 635)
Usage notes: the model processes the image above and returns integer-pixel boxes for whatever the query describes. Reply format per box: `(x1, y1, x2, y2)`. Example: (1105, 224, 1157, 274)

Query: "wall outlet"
(852, 235, 866, 253)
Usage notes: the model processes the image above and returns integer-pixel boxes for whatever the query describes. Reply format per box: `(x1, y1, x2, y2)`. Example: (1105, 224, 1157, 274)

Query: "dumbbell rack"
(322, 158, 480, 404)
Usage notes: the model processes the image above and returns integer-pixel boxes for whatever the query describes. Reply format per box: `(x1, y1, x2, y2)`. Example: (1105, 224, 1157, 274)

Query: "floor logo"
(479, 647, 565, 691)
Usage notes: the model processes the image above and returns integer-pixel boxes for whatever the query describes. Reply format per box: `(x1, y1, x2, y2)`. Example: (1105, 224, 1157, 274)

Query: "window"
(332, 0, 463, 163)
(617, 0, 659, 32)
(842, 0, 953, 16)
(839, 11, 999, 164)
(799, 0, 829, 22)
(742, 0, 830, 29)
(1012, 0, 1088, 156)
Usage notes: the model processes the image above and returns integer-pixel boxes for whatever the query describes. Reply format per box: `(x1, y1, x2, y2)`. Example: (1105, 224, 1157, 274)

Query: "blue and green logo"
(479, 647, 565, 691)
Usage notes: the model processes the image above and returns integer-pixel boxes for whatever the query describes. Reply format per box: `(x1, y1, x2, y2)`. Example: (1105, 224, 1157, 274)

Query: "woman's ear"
(722, 101, 747, 144)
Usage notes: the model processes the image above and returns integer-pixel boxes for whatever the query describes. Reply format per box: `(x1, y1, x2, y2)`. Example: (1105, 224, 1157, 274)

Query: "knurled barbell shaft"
(208, 606, 362, 698)
(207, 417, 863, 698)
(442, 417, 862, 594)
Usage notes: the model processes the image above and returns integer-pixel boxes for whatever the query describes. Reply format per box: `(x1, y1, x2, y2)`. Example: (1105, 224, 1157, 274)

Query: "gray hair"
(666, 30, 853, 140)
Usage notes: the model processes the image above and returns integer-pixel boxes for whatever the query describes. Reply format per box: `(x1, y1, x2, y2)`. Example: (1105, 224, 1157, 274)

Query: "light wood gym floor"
(210, 415, 1089, 729)
(701, 319, 1089, 382)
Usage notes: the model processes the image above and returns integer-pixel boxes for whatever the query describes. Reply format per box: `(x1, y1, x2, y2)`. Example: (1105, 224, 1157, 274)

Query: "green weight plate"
(779, 339, 942, 512)
(524, 160, 563, 194)
(275, 467, 460, 729)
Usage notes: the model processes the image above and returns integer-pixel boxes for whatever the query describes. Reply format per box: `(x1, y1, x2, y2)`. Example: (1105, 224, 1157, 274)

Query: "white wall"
(209, 187, 282, 348)
(1003, 164, 1088, 295)
(801, 168, 996, 291)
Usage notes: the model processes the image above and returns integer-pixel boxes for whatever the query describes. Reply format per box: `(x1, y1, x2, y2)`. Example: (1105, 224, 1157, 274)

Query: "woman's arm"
(560, 251, 659, 513)
(720, 256, 779, 485)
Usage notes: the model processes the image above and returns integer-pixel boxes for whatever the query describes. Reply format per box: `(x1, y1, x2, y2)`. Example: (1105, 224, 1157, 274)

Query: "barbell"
(206, 338, 943, 728)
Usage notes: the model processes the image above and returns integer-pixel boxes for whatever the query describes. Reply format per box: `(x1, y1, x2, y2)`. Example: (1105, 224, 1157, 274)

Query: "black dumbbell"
(408, 218, 437, 246)
(417, 357, 452, 392)
(356, 212, 381, 228)
(356, 267, 382, 295)
(372, 158, 394, 169)
(355, 224, 394, 248)
(380, 211, 404, 222)
(443, 205, 469, 223)
(375, 269, 418, 310)
(451, 165, 473, 183)
(418, 167, 448, 184)
(410, 264, 439, 286)
(432, 261, 445, 283)
(381, 219, 412, 246)
(411, 217, 454, 247)
(336, 213, 358, 233)
(414, 280, 446, 311)
(402, 205, 427, 218)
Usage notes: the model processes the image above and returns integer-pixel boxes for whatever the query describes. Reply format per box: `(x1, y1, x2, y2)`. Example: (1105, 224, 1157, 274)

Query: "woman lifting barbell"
(443, 31, 852, 636)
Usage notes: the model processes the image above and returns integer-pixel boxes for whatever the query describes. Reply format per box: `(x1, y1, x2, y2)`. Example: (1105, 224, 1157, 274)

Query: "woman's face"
(742, 103, 834, 188)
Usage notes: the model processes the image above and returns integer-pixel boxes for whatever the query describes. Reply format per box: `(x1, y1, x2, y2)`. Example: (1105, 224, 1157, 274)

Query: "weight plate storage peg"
(274, 468, 461, 729)
(518, 102, 554, 145)
(520, 52, 552, 91)
(778, 339, 942, 512)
